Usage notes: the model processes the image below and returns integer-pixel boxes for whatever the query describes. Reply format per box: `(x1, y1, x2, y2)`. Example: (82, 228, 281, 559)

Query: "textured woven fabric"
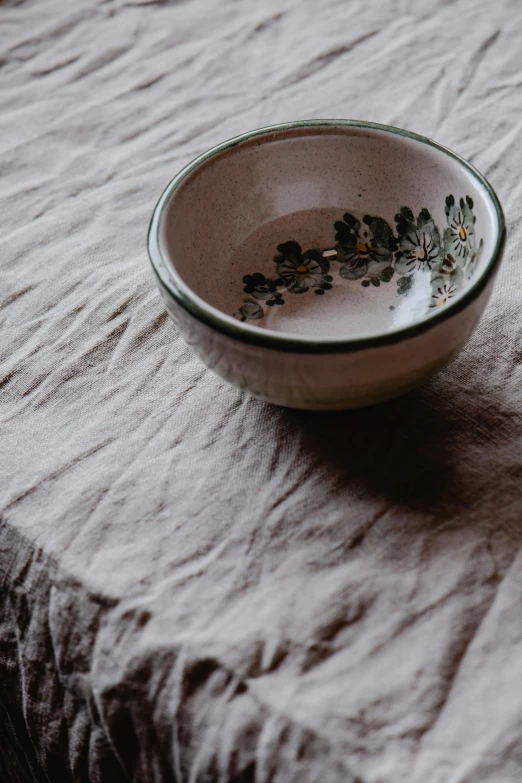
(1, 0, 521, 781)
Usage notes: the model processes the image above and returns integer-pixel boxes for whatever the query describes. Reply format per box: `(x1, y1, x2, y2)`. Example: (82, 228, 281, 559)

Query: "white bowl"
(148, 120, 505, 410)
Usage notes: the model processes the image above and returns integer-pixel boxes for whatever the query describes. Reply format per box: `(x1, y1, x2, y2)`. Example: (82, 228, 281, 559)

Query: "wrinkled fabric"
(1, 0, 522, 781)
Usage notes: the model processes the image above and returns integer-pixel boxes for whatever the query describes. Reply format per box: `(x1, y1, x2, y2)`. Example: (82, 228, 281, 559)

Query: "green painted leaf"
(395, 206, 415, 237)
(277, 240, 302, 258)
(397, 275, 414, 295)
(342, 213, 359, 229)
(418, 208, 431, 225)
(340, 260, 368, 280)
(239, 298, 264, 320)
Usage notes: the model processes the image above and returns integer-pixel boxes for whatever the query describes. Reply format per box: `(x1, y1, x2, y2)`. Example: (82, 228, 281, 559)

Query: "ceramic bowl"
(148, 120, 505, 410)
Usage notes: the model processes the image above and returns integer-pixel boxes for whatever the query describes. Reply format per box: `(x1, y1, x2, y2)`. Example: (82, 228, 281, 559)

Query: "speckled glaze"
(148, 120, 505, 410)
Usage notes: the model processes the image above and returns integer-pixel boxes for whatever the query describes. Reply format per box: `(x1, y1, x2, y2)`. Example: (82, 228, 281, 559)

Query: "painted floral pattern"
(394, 207, 441, 273)
(444, 195, 475, 259)
(430, 281, 457, 308)
(334, 213, 396, 281)
(274, 241, 333, 294)
(236, 195, 483, 322)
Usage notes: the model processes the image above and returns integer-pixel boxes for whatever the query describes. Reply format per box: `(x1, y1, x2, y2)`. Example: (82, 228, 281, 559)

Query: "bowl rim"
(147, 119, 506, 355)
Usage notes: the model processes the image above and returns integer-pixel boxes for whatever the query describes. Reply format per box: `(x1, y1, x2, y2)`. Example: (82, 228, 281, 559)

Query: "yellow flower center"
(459, 226, 467, 242)
(356, 242, 368, 255)
(418, 249, 425, 259)
(295, 264, 308, 274)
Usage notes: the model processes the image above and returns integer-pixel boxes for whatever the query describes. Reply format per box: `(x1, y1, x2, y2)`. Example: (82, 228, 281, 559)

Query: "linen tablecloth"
(1, 0, 522, 781)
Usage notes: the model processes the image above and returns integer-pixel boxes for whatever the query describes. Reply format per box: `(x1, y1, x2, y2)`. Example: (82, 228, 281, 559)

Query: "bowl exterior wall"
(154, 276, 495, 410)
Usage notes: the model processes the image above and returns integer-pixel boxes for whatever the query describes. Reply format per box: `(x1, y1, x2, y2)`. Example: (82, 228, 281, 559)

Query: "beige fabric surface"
(1, 0, 522, 781)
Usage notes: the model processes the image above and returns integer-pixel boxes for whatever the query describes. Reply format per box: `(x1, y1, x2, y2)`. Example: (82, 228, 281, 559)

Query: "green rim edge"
(147, 119, 506, 355)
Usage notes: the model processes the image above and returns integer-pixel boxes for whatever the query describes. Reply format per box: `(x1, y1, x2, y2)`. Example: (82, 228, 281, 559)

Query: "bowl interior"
(160, 125, 500, 338)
